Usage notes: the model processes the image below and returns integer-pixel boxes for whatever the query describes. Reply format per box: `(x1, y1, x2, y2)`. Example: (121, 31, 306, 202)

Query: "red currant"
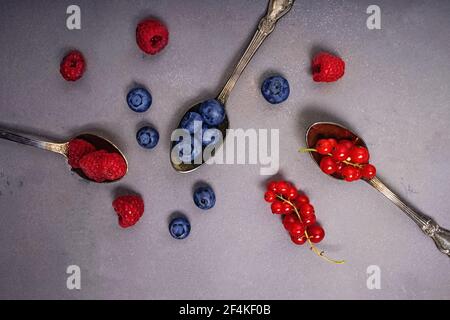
(291, 234, 307, 245)
(302, 213, 316, 226)
(271, 201, 283, 214)
(341, 165, 362, 182)
(338, 139, 354, 150)
(315, 139, 333, 155)
(264, 191, 276, 203)
(276, 181, 289, 195)
(331, 143, 350, 161)
(299, 203, 315, 217)
(288, 221, 305, 237)
(349, 146, 370, 164)
(282, 214, 298, 230)
(286, 187, 298, 200)
(320, 156, 338, 175)
(336, 161, 345, 175)
(281, 202, 293, 214)
(307, 225, 325, 243)
(327, 138, 338, 148)
(361, 164, 376, 180)
(267, 181, 278, 193)
(295, 194, 309, 206)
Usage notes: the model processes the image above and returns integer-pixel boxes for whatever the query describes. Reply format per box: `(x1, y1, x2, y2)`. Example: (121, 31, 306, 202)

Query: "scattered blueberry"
(173, 136, 202, 163)
(199, 99, 225, 126)
(193, 185, 216, 210)
(127, 87, 152, 112)
(169, 217, 191, 240)
(261, 75, 290, 104)
(180, 112, 204, 134)
(136, 126, 159, 149)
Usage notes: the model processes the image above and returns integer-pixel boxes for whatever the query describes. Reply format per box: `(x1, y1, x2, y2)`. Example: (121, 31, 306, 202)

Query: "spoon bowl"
(0, 128, 128, 183)
(305, 122, 366, 180)
(170, 101, 229, 173)
(304, 121, 450, 257)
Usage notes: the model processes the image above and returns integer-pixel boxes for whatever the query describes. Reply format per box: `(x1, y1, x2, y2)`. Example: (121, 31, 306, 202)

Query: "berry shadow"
(111, 185, 142, 200)
(296, 105, 354, 145)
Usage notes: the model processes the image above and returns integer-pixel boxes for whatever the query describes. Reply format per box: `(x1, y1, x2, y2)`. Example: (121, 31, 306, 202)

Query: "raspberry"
(136, 19, 169, 55)
(60, 50, 86, 81)
(101, 152, 127, 181)
(78, 150, 127, 182)
(112, 195, 144, 228)
(79, 150, 108, 182)
(67, 139, 96, 169)
(312, 52, 345, 82)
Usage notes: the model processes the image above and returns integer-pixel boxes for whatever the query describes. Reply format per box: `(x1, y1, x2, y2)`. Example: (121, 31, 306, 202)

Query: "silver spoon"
(0, 128, 128, 183)
(305, 122, 450, 257)
(171, 0, 295, 173)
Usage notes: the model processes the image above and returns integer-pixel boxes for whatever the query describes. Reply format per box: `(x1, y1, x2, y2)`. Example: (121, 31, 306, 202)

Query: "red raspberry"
(78, 150, 127, 182)
(79, 150, 108, 182)
(312, 52, 345, 82)
(112, 195, 144, 228)
(136, 19, 169, 55)
(101, 153, 127, 181)
(60, 50, 86, 81)
(67, 139, 96, 169)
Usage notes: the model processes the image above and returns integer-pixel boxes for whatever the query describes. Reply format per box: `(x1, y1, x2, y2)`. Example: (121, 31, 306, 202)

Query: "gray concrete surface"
(0, 0, 449, 299)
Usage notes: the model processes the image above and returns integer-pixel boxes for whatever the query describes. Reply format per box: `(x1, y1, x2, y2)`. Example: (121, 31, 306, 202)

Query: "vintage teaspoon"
(305, 122, 450, 257)
(0, 128, 128, 183)
(170, 0, 295, 173)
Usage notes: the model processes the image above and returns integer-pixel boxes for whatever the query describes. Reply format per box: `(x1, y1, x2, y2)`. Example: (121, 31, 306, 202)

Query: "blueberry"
(199, 99, 225, 126)
(173, 136, 202, 163)
(261, 75, 290, 104)
(169, 217, 191, 239)
(180, 112, 204, 134)
(202, 127, 221, 147)
(127, 87, 152, 112)
(193, 185, 216, 210)
(136, 126, 159, 149)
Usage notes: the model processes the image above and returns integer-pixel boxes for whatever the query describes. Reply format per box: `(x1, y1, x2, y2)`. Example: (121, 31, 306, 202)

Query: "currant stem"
(277, 195, 345, 264)
(299, 148, 363, 168)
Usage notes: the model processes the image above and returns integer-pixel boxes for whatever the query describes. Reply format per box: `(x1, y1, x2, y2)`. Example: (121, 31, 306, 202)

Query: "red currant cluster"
(264, 180, 344, 264)
(303, 138, 376, 182)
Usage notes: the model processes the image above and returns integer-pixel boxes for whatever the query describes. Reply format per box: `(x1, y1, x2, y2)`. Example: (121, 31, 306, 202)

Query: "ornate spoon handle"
(368, 176, 450, 257)
(217, 0, 295, 104)
(0, 128, 67, 155)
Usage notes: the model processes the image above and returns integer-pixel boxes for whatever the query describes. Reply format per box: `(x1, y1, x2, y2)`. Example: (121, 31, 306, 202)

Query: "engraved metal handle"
(217, 0, 295, 104)
(368, 176, 450, 257)
(0, 128, 67, 155)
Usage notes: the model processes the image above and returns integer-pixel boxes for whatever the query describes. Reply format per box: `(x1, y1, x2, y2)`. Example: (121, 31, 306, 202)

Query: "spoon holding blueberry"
(0, 128, 128, 183)
(304, 122, 450, 257)
(170, 0, 295, 173)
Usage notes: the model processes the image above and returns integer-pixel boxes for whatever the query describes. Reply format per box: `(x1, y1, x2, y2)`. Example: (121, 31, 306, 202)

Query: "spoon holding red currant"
(302, 122, 450, 257)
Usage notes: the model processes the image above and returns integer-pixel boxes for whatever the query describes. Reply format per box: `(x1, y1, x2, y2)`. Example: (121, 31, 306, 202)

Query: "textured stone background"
(0, 0, 449, 299)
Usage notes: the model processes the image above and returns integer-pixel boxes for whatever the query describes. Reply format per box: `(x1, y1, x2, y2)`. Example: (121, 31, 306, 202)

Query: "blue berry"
(261, 75, 290, 104)
(127, 87, 152, 112)
(180, 112, 204, 134)
(193, 185, 216, 210)
(202, 127, 220, 147)
(169, 217, 191, 240)
(199, 99, 225, 126)
(136, 126, 159, 149)
(173, 136, 202, 163)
